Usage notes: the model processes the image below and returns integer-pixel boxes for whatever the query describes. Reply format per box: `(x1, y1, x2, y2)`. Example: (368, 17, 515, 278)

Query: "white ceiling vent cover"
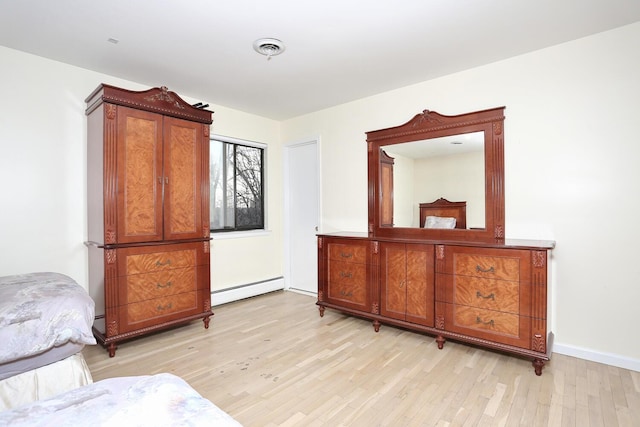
(253, 38, 285, 60)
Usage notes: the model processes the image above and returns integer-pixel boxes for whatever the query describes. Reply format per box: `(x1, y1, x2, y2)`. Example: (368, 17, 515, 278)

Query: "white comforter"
(0, 373, 243, 426)
(0, 272, 96, 365)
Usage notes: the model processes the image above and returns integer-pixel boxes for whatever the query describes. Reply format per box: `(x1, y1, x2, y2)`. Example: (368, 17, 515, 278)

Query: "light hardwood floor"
(83, 291, 640, 427)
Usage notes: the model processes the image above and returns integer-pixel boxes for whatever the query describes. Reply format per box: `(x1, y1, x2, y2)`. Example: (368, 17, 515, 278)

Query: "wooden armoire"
(85, 84, 213, 357)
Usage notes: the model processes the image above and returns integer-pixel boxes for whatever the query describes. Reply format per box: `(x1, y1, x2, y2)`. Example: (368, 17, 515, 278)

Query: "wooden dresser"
(318, 234, 553, 375)
(85, 84, 213, 356)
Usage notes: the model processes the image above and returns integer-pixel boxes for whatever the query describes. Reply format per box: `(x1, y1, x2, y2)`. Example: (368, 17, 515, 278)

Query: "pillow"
(424, 216, 456, 229)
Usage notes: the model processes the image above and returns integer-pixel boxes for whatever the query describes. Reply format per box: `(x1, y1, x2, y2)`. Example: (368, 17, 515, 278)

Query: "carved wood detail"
(371, 302, 379, 315)
(106, 104, 116, 120)
(532, 251, 546, 268)
(144, 86, 185, 109)
(105, 249, 116, 264)
(435, 315, 445, 330)
(107, 319, 118, 336)
(532, 333, 545, 353)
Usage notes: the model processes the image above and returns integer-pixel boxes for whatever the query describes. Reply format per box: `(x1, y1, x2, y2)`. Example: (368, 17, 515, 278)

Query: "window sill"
(210, 229, 271, 240)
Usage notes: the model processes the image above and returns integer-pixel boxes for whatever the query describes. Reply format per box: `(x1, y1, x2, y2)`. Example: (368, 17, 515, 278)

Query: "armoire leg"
(318, 306, 325, 317)
(108, 343, 117, 358)
(436, 335, 445, 350)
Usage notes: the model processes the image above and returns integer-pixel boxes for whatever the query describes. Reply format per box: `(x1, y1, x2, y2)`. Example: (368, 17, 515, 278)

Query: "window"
(210, 136, 265, 232)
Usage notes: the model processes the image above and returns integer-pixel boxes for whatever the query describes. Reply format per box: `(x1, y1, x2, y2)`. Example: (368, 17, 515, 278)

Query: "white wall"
(282, 22, 640, 369)
(0, 46, 283, 296)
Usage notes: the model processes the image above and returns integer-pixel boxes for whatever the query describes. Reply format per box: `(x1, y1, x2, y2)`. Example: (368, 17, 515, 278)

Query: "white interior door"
(285, 140, 318, 294)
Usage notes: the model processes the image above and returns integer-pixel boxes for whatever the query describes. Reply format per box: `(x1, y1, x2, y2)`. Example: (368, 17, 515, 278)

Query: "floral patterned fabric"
(0, 272, 96, 365)
(0, 373, 243, 426)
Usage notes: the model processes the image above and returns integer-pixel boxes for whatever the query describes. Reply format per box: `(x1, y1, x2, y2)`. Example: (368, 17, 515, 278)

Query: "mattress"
(0, 352, 93, 411)
(0, 373, 243, 426)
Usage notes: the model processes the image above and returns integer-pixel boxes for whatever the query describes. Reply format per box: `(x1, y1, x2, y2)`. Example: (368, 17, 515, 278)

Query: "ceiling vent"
(253, 38, 285, 60)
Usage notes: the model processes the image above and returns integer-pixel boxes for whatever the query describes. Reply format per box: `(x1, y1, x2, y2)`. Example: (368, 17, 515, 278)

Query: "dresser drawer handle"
(157, 302, 173, 311)
(476, 291, 495, 300)
(340, 252, 353, 258)
(476, 265, 495, 274)
(340, 271, 352, 278)
(157, 281, 173, 289)
(476, 316, 495, 327)
(340, 290, 353, 297)
(156, 259, 172, 267)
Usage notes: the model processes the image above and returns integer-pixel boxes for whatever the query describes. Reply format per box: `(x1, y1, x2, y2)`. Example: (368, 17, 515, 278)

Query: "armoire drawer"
(126, 292, 199, 325)
(124, 248, 196, 275)
(124, 267, 197, 304)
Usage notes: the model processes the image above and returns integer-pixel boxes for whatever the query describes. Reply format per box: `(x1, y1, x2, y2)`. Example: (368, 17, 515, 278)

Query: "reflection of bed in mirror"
(419, 198, 466, 229)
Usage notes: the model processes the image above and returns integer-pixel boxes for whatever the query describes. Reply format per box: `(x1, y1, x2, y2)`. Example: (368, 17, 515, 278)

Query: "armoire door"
(380, 242, 434, 327)
(162, 116, 205, 241)
(116, 106, 164, 243)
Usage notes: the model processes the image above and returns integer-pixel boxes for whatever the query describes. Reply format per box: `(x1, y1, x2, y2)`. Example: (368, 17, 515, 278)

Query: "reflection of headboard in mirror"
(419, 198, 466, 230)
(367, 106, 505, 243)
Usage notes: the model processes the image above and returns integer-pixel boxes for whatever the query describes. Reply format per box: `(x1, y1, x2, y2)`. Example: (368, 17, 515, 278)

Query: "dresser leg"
(436, 335, 445, 350)
(203, 315, 211, 329)
(373, 320, 380, 332)
(318, 306, 325, 317)
(532, 358, 545, 376)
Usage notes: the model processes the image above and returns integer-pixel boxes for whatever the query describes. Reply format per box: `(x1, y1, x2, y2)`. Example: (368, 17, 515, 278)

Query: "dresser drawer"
(328, 260, 366, 285)
(443, 303, 531, 348)
(454, 253, 520, 281)
(126, 292, 199, 325)
(453, 275, 519, 314)
(124, 267, 197, 303)
(124, 248, 196, 275)
(327, 281, 367, 306)
(328, 243, 367, 264)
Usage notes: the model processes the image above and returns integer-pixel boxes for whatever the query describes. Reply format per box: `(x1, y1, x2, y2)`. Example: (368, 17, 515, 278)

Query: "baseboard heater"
(211, 277, 285, 307)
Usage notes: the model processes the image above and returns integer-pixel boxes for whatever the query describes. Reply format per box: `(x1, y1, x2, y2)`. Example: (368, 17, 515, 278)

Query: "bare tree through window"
(210, 139, 264, 231)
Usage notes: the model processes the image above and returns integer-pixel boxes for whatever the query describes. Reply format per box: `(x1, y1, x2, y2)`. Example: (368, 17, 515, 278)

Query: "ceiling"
(1, 1, 639, 121)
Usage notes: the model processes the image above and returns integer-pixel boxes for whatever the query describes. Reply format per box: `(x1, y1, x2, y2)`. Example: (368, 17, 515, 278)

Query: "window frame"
(209, 134, 267, 233)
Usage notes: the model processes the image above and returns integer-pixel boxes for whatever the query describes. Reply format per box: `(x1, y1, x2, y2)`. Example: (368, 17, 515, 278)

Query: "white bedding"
(0, 352, 93, 411)
(0, 272, 96, 374)
(0, 373, 243, 426)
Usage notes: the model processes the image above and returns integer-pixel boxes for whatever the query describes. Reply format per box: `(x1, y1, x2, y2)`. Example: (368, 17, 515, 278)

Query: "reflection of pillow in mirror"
(425, 216, 456, 229)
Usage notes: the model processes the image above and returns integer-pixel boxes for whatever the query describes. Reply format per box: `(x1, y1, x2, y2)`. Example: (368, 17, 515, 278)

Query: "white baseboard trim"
(286, 288, 317, 298)
(553, 342, 640, 372)
(211, 277, 285, 307)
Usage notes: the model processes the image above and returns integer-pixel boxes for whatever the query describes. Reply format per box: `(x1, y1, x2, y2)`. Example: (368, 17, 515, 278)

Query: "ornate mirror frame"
(366, 106, 506, 243)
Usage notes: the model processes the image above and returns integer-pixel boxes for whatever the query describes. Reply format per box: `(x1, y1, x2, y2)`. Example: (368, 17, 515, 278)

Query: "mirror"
(381, 131, 485, 228)
(366, 107, 505, 243)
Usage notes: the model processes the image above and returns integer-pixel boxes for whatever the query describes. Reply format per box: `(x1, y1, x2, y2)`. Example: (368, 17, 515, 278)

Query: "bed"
(0, 373, 243, 426)
(419, 197, 467, 229)
(0, 272, 96, 410)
